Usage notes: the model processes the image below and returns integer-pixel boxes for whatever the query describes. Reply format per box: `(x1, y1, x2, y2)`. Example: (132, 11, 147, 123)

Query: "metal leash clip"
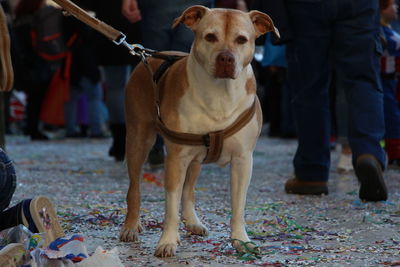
(113, 33, 154, 62)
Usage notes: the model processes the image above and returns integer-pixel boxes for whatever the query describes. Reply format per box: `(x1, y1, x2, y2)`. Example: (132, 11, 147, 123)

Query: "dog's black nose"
(216, 51, 235, 65)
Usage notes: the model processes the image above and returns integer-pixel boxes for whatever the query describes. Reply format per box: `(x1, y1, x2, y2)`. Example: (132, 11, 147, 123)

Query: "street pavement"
(4, 134, 400, 266)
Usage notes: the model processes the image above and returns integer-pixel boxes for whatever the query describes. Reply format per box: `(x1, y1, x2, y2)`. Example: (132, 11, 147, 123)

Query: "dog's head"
(173, 6, 279, 79)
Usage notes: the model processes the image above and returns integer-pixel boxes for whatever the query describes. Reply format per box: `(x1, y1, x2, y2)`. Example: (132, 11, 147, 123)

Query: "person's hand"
(122, 0, 142, 23)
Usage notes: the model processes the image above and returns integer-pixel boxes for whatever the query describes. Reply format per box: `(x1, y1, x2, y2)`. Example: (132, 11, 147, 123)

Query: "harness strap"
(156, 100, 257, 164)
(152, 55, 183, 84)
(203, 131, 224, 163)
(146, 53, 257, 164)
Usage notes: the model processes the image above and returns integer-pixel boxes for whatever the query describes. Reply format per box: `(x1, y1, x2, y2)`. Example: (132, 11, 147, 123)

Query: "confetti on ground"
(5, 135, 400, 266)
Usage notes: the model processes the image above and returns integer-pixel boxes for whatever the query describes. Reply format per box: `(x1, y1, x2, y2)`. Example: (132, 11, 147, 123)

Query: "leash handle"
(52, 0, 122, 41)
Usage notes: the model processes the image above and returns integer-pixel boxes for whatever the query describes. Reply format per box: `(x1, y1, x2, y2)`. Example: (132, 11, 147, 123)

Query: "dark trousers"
(0, 149, 24, 231)
(286, 0, 385, 181)
(26, 81, 49, 137)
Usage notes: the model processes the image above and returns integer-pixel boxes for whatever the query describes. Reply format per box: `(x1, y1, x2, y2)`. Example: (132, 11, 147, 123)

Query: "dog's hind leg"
(181, 161, 209, 236)
(120, 122, 156, 242)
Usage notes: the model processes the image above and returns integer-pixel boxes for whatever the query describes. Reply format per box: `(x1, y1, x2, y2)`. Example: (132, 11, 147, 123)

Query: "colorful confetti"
(4, 135, 400, 266)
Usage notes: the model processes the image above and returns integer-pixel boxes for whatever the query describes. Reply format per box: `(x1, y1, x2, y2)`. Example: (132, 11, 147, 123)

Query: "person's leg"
(334, 0, 385, 166)
(102, 65, 130, 125)
(139, 8, 175, 166)
(26, 82, 49, 140)
(169, 24, 195, 52)
(0, 200, 33, 232)
(0, 197, 64, 247)
(0, 148, 16, 221)
(280, 70, 296, 138)
(286, 0, 332, 183)
(263, 67, 283, 137)
(0, 149, 64, 245)
(334, 0, 387, 201)
(64, 86, 81, 137)
(102, 65, 130, 161)
(81, 77, 104, 137)
(139, 5, 172, 51)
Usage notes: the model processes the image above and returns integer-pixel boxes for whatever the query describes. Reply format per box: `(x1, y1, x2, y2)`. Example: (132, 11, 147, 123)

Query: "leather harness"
(147, 54, 257, 164)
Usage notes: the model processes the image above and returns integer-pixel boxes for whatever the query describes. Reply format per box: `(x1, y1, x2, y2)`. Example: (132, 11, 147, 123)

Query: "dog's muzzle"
(214, 51, 236, 79)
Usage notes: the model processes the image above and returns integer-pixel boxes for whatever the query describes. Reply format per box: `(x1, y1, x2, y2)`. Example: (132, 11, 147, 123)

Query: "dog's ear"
(172, 5, 210, 30)
(248, 10, 280, 39)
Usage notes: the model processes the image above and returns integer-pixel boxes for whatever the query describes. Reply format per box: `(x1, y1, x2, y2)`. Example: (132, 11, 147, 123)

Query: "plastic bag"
(76, 246, 124, 267)
(0, 224, 45, 251)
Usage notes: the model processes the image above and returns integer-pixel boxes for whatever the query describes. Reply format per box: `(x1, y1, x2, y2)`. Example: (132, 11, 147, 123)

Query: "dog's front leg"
(230, 153, 256, 253)
(154, 154, 189, 257)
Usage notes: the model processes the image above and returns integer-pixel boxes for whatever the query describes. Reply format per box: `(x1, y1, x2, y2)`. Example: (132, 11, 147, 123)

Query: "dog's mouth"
(214, 68, 236, 79)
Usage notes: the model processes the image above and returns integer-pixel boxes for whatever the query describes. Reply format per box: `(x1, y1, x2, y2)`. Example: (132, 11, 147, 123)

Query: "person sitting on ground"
(0, 148, 65, 266)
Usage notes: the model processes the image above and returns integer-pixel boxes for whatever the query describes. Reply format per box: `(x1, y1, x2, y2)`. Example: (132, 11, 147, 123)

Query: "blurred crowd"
(0, 0, 399, 174)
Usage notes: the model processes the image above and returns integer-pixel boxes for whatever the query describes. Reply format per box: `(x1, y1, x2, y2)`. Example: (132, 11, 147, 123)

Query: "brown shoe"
(285, 178, 328, 195)
(355, 154, 387, 201)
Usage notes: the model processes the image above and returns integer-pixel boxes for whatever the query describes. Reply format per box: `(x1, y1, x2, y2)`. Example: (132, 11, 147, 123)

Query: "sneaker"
(355, 154, 388, 201)
(284, 177, 328, 195)
(0, 243, 27, 267)
(337, 153, 353, 173)
(27, 196, 65, 247)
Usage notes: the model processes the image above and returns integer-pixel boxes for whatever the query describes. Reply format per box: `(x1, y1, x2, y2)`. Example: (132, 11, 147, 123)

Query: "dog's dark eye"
(236, 35, 248, 44)
(205, 33, 218, 43)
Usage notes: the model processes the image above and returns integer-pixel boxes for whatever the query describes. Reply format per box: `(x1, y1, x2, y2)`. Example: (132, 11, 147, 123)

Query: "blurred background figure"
(250, 0, 296, 139)
(12, 0, 64, 140)
(214, 0, 248, 10)
(380, 0, 400, 168)
(63, 14, 107, 138)
(72, 0, 142, 161)
(281, 0, 387, 201)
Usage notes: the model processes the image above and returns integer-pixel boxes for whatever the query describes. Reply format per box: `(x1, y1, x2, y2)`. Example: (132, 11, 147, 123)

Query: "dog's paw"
(185, 224, 209, 236)
(119, 224, 143, 242)
(232, 239, 259, 254)
(154, 243, 177, 257)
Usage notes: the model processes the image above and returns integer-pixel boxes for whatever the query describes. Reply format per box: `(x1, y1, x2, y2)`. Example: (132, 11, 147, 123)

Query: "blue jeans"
(0, 148, 26, 231)
(64, 77, 104, 135)
(286, 0, 385, 181)
(101, 65, 131, 125)
(139, 0, 214, 52)
(0, 149, 16, 212)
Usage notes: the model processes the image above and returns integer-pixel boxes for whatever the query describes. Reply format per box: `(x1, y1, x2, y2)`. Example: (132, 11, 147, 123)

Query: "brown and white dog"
(119, 6, 279, 257)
